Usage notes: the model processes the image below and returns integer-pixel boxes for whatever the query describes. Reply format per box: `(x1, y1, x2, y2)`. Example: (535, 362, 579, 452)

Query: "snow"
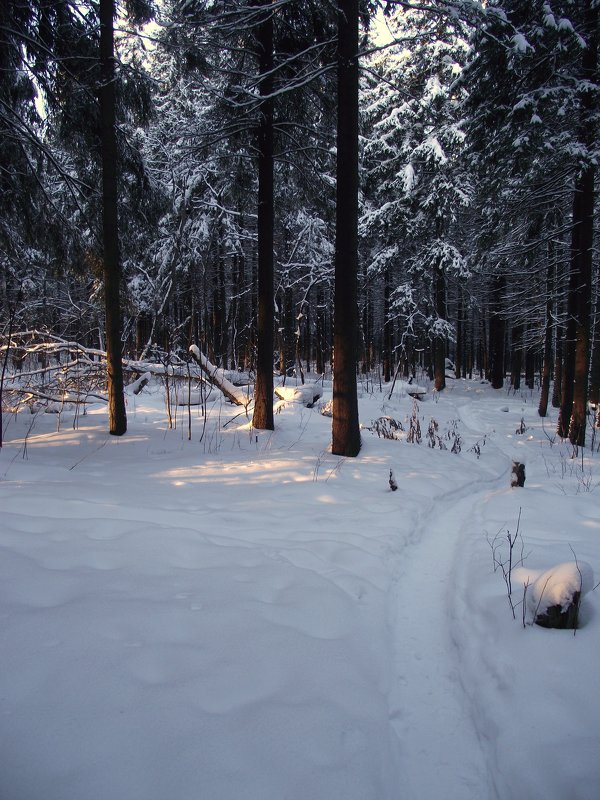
(514, 561, 594, 619)
(274, 383, 323, 406)
(557, 17, 575, 34)
(512, 33, 533, 53)
(402, 162, 415, 194)
(1, 376, 600, 800)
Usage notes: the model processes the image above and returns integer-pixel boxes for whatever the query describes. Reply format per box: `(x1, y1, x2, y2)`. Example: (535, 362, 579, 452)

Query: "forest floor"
(1, 373, 599, 800)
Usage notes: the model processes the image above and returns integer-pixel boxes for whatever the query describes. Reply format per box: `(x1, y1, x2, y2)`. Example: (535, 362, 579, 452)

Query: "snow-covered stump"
(515, 561, 594, 630)
(130, 371, 151, 396)
(511, 461, 525, 487)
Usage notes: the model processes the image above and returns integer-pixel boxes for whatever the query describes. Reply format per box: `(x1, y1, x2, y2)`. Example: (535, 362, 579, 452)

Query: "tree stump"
(535, 594, 581, 629)
(511, 461, 525, 487)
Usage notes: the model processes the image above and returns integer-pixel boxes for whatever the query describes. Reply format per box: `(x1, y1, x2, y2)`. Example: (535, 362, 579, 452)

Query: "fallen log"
(274, 383, 323, 407)
(188, 346, 251, 408)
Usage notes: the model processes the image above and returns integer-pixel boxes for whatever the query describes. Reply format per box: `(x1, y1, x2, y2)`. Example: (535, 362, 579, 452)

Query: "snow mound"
(514, 561, 594, 617)
(274, 383, 323, 406)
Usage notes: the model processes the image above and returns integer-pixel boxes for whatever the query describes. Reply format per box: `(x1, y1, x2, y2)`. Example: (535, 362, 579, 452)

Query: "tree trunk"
(510, 324, 522, 391)
(588, 292, 600, 407)
(332, 0, 360, 457)
(553, 338, 563, 409)
(280, 285, 295, 378)
(383, 268, 392, 383)
(488, 274, 505, 389)
(361, 284, 371, 374)
(455, 291, 463, 380)
(316, 288, 325, 375)
(251, 6, 275, 431)
(433, 260, 446, 391)
(525, 338, 535, 391)
(99, 0, 126, 436)
(538, 245, 555, 417)
(566, 164, 594, 446)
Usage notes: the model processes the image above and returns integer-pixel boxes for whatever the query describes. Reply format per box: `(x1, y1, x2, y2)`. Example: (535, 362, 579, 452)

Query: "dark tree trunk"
(248, 243, 258, 372)
(488, 274, 505, 389)
(280, 285, 295, 378)
(479, 310, 487, 379)
(303, 293, 311, 375)
(433, 261, 447, 391)
(361, 284, 372, 374)
(566, 163, 594, 445)
(538, 246, 555, 417)
(553, 336, 563, 409)
(99, 0, 126, 436)
(455, 291, 463, 380)
(510, 324, 522, 391)
(525, 339, 535, 391)
(212, 223, 227, 368)
(316, 288, 325, 375)
(588, 292, 600, 407)
(383, 268, 392, 383)
(332, 0, 360, 457)
(251, 7, 274, 431)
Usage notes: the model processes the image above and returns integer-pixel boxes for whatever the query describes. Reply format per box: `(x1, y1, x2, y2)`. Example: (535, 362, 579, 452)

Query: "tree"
(252, 3, 275, 430)
(361, 7, 471, 388)
(332, 0, 361, 457)
(99, 0, 127, 435)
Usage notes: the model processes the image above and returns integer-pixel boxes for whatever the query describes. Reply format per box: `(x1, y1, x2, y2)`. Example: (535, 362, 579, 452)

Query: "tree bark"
(510, 324, 522, 391)
(552, 341, 563, 408)
(455, 290, 463, 380)
(316, 288, 325, 375)
(488, 274, 505, 389)
(433, 260, 447, 391)
(525, 339, 535, 391)
(588, 291, 600, 407)
(251, 5, 275, 430)
(332, 0, 360, 457)
(538, 243, 555, 417)
(565, 164, 594, 445)
(99, 0, 126, 435)
(383, 268, 392, 383)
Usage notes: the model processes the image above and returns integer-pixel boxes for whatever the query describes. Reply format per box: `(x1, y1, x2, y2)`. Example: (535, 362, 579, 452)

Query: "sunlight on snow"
(158, 459, 315, 487)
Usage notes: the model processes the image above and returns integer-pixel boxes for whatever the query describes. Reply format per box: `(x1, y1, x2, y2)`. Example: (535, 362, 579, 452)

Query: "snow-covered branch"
(189, 346, 251, 408)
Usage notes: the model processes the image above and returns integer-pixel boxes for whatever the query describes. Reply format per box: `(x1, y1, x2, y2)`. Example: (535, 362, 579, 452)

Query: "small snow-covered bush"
(367, 416, 404, 440)
(318, 399, 333, 417)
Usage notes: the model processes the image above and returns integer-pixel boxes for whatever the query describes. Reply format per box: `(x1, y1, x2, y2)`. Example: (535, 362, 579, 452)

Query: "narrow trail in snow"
(386, 397, 504, 800)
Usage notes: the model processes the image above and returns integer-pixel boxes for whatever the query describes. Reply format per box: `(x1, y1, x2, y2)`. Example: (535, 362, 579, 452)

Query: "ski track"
(385, 391, 505, 799)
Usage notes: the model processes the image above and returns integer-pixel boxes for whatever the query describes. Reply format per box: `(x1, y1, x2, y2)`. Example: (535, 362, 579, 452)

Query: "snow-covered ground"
(1, 374, 599, 800)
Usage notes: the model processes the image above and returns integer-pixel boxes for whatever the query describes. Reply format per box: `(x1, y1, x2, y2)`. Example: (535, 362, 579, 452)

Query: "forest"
(2, 4, 600, 798)
(1, 0, 599, 450)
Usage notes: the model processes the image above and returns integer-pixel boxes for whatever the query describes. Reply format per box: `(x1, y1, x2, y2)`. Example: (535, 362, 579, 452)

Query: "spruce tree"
(332, 0, 361, 457)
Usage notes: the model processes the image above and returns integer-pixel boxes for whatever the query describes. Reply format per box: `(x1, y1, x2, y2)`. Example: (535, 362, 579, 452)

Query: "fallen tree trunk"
(189, 346, 251, 408)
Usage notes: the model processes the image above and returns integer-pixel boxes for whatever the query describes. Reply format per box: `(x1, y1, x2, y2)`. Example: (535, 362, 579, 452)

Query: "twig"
(68, 439, 109, 471)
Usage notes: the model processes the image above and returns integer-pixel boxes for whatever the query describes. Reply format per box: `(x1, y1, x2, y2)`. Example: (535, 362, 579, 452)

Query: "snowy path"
(387, 484, 497, 799)
(381, 384, 538, 798)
